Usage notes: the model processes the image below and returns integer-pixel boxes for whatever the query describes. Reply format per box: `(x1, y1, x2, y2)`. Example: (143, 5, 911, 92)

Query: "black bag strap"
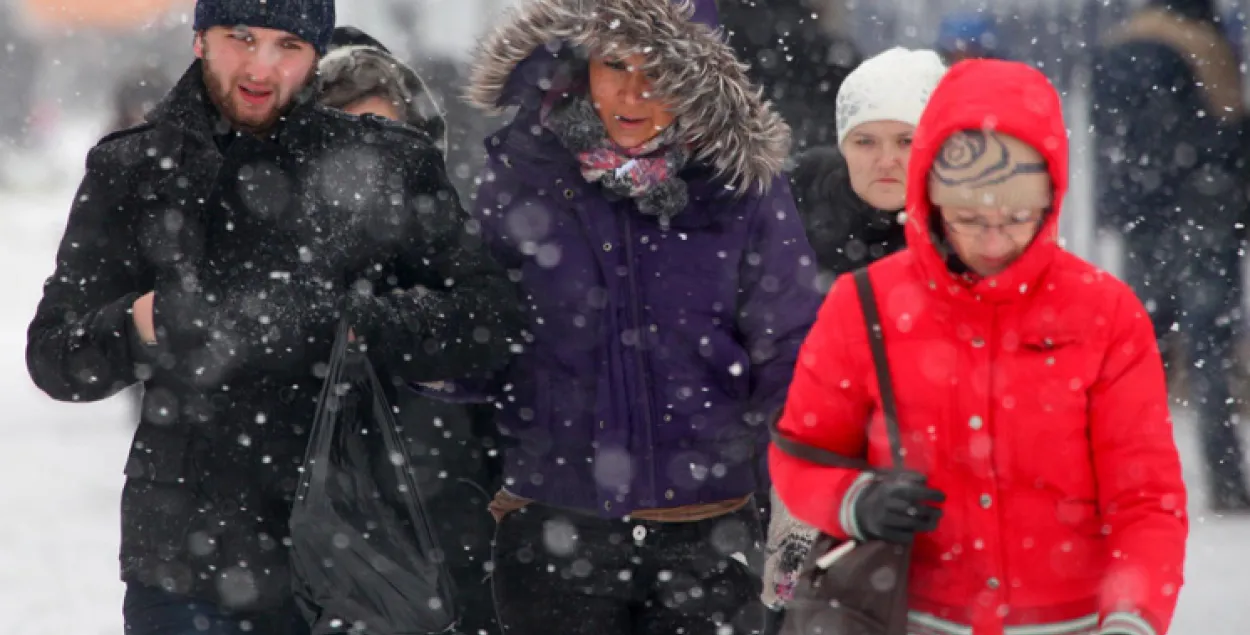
(768, 415, 870, 470)
(769, 267, 905, 471)
(852, 268, 905, 470)
(361, 358, 442, 545)
(294, 320, 354, 503)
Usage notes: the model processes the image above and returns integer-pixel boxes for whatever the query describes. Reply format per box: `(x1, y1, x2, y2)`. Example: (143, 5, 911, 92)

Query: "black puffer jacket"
(26, 60, 524, 612)
(788, 146, 906, 291)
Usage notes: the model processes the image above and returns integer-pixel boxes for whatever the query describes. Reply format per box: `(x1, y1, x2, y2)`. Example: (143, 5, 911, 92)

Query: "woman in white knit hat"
(789, 46, 948, 292)
(765, 46, 946, 618)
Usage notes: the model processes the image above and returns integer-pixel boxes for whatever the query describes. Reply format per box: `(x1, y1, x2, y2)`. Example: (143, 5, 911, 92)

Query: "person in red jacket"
(771, 58, 1188, 635)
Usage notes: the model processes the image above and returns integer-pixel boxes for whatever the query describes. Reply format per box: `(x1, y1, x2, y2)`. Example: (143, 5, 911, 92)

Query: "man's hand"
(132, 292, 156, 344)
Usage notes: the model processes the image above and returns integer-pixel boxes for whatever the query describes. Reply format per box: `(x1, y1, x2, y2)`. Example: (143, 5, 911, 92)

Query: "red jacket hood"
(904, 59, 1069, 302)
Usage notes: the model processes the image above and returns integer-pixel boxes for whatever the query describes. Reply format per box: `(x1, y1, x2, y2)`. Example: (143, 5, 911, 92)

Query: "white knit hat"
(836, 47, 947, 145)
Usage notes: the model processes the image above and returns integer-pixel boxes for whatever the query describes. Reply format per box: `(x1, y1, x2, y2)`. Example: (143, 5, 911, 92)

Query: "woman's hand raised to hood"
(343, 140, 527, 384)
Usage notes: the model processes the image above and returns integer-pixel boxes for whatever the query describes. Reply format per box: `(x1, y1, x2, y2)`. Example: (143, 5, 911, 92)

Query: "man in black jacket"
(25, 1, 524, 633)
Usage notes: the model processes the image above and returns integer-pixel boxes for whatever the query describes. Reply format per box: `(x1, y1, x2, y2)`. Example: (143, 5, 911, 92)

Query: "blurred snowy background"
(1, 0, 1247, 633)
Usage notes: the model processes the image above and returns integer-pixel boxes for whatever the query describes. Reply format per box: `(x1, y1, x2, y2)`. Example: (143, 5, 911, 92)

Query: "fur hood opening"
(318, 44, 448, 153)
(465, 0, 791, 192)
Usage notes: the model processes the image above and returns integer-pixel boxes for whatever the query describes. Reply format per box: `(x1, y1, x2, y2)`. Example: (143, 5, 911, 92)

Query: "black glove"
(852, 471, 945, 545)
(763, 607, 785, 635)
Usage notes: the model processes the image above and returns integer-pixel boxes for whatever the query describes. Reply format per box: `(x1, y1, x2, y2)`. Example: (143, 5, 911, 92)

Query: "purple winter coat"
(462, 0, 822, 515)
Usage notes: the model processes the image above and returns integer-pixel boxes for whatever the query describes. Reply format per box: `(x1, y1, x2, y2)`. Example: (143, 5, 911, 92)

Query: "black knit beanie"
(194, 0, 336, 54)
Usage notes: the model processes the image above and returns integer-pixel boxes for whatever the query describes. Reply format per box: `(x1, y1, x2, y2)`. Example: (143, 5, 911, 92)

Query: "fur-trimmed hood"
(317, 44, 448, 153)
(465, 0, 791, 192)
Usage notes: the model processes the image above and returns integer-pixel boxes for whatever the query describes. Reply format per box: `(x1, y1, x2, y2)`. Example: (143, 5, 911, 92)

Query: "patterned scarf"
(542, 94, 690, 226)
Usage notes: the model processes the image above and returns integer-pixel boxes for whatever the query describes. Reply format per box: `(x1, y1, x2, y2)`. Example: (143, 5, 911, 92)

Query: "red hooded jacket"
(771, 59, 1187, 635)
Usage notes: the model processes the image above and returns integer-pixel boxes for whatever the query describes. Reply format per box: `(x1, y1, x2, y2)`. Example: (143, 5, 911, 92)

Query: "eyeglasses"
(942, 209, 1045, 237)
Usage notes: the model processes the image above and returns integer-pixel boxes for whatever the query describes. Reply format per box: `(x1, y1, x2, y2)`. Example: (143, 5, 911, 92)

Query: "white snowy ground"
(0, 133, 1245, 635)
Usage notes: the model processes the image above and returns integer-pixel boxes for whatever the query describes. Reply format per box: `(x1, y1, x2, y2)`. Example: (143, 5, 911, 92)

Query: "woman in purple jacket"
(460, 0, 821, 631)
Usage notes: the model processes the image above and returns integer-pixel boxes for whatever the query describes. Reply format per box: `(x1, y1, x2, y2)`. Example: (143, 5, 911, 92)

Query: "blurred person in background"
(1091, 0, 1250, 512)
(342, 5, 501, 203)
(774, 58, 1188, 635)
(934, 12, 1005, 64)
(331, 25, 496, 204)
(319, 28, 447, 150)
(327, 23, 390, 51)
(110, 64, 174, 133)
(317, 28, 502, 635)
(764, 46, 946, 620)
(25, 1, 522, 633)
(458, 0, 823, 631)
(720, 0, 861, 153)
(327, 23, 498, 204)
(0, 3, 42, 185)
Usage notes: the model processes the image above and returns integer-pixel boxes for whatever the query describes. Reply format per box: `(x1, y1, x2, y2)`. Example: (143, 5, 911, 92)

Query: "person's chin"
(608, 128, 657, 150)
(974, 259, 1012, 276)
(226, 99, 282, 130)
(866, 187, 905, 210)
(610, 135, 642, 149)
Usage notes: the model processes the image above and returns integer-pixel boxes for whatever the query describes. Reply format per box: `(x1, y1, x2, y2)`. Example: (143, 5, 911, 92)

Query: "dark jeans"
(492, 502, 766, 635)
(123, 583, 309, 635)
(1123, 224, 1249, 504)
(396, 388, 503, 635)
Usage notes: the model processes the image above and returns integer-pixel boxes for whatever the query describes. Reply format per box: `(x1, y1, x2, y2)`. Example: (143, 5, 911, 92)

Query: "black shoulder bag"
(289, 321, 459, 634)
(770, 267, 914, 635)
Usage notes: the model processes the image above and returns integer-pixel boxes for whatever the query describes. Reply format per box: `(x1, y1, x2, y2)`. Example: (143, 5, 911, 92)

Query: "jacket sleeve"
(349, 142, 525, 383)
(738, 177, 823, 486)
(769, 273, 875, 540)
(1089, 290, 1188, 635)
(26, 146, 148, 402)
(738, 176, 823, 425)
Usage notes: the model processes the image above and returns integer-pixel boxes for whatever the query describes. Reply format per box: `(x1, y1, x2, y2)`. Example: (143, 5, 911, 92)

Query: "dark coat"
(1091, 7, 1246, 231)
(720, 0, 862, 154)
(25, 60, 524, 612)
(462, 0, 821, 515)
(788, 146, 906, 291)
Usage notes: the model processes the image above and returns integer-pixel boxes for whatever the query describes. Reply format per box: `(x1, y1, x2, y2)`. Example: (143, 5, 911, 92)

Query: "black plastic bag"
(290, 322, 459, 635)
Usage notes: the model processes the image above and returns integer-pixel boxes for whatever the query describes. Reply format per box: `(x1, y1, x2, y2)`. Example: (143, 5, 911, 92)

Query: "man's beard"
(201, 48, 315, 136)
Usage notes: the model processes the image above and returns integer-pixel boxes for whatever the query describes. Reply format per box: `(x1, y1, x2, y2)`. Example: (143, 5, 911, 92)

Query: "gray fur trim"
(465, 0, 791, 192)
(317, 45, 448, 152)
(637, 179, 689, 225)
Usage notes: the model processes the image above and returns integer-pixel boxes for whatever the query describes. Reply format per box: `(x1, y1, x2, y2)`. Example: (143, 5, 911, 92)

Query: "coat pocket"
(1007, 332, 1097, 497)
(1017, 331, 1089, 415)
(120, 423, 201, 595)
